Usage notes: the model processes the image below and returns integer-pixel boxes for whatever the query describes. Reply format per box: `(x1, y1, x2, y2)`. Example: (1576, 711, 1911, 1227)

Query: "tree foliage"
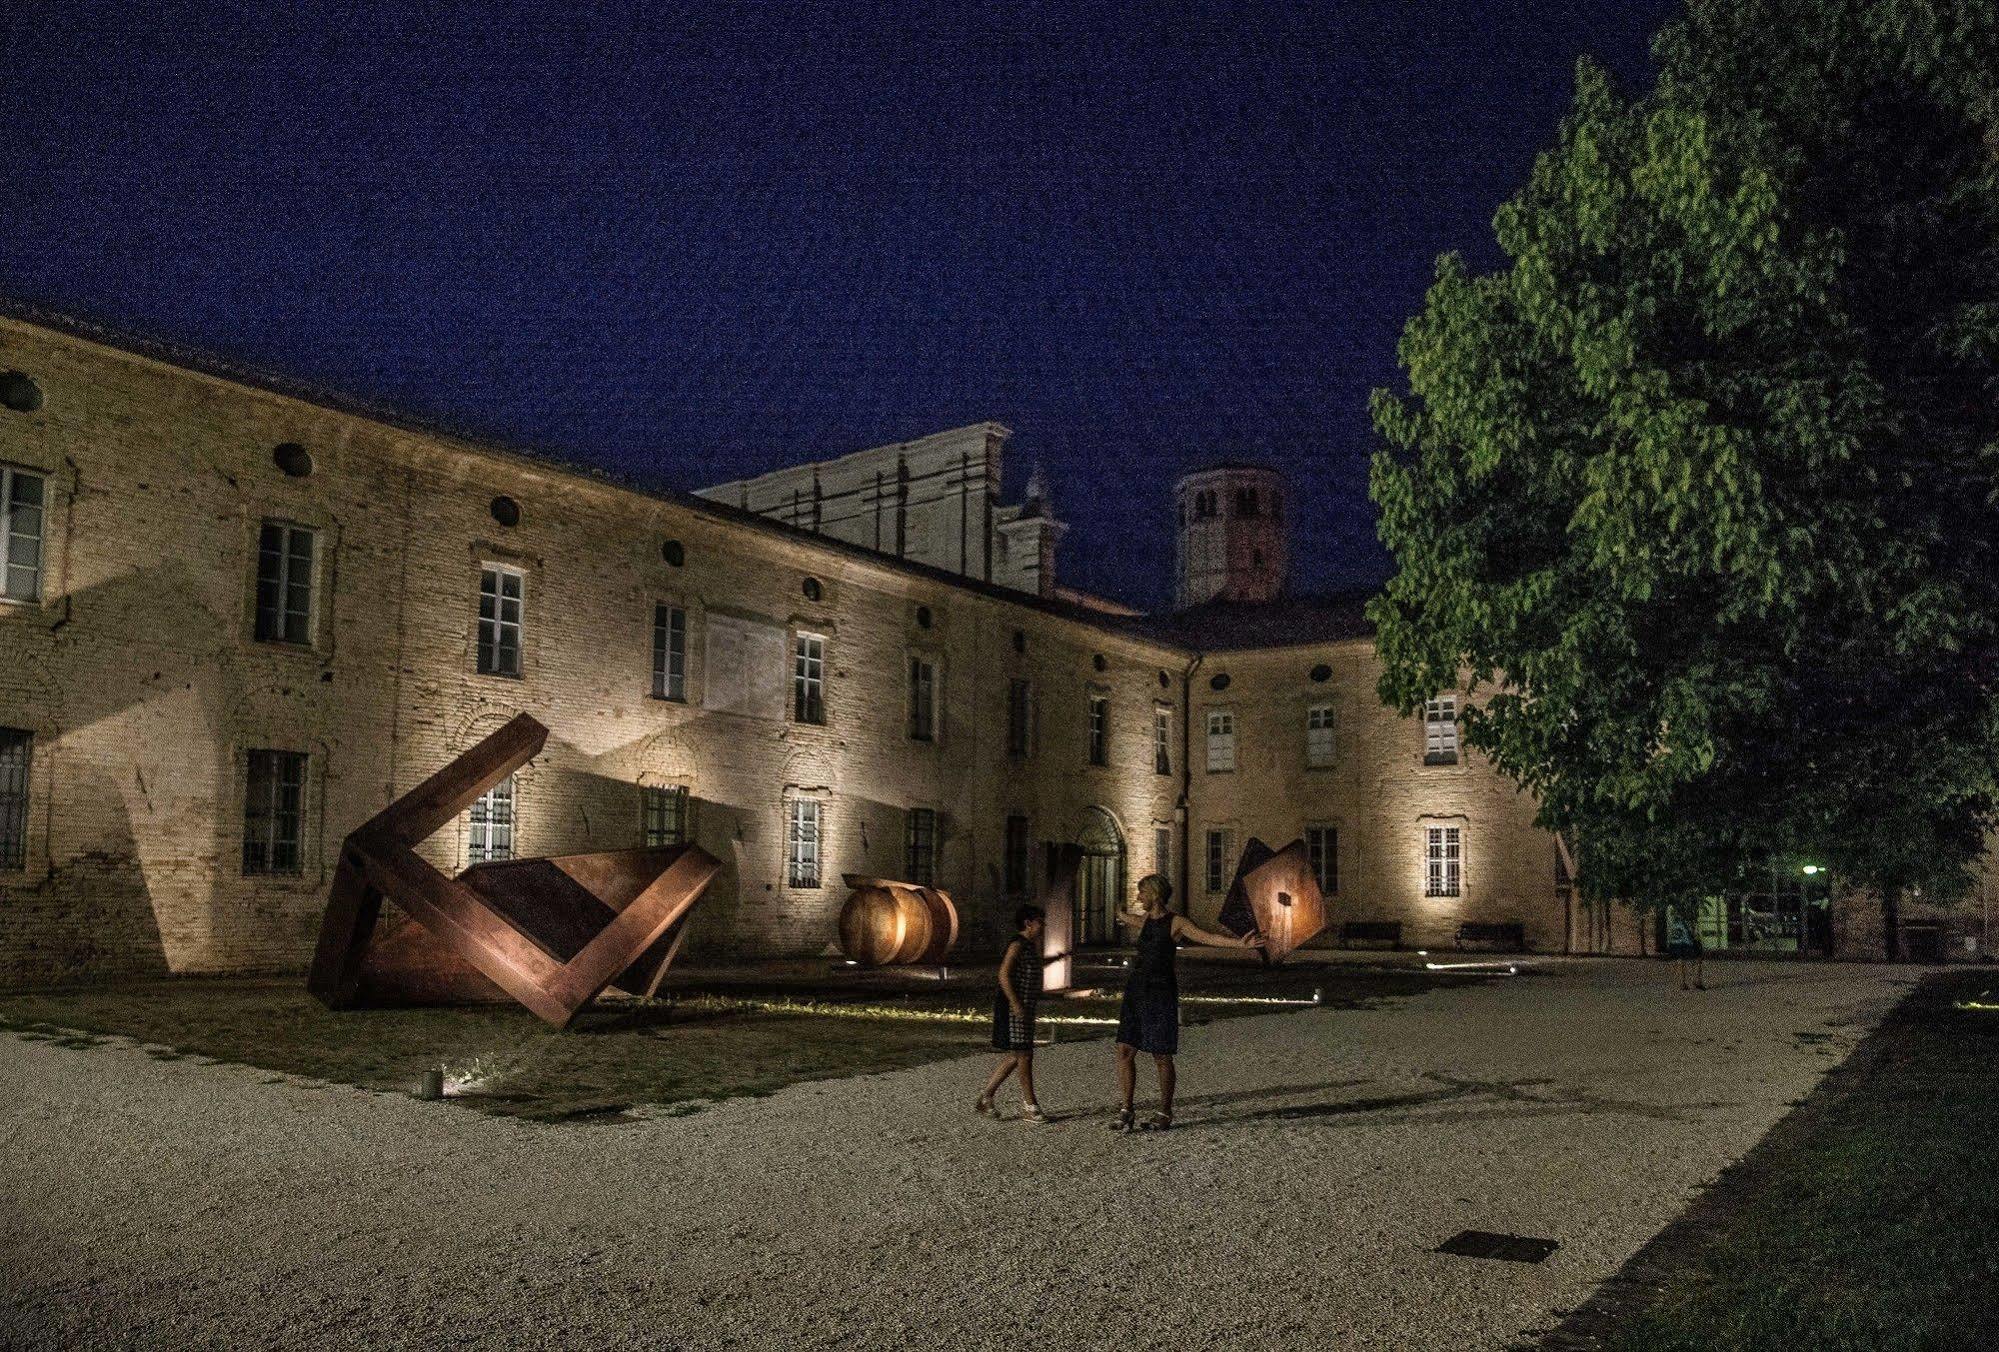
(1369, 0, 1999, 941)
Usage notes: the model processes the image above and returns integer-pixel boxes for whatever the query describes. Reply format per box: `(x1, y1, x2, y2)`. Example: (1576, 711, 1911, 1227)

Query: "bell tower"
(1173, 464, 1287, 610)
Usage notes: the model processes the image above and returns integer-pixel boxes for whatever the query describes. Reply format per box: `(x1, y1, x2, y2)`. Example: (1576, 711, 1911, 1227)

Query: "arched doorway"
(1075, 807, 1127, 946)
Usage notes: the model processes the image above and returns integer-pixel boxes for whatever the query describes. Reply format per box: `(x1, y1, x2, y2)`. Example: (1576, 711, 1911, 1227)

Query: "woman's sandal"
(1019, 1103, 1050, 1124)
(1110, 1108, 1136, 1133)
(974, 1095, 996, 1117)
(1140, 1111, 1174, 1132)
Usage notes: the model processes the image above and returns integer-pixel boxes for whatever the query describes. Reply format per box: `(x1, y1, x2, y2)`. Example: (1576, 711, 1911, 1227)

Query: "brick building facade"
(0, 310, 1981, 985)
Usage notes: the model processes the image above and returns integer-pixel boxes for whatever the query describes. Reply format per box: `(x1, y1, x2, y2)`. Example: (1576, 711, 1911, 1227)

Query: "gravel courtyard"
(0, 958, 1917, 1351)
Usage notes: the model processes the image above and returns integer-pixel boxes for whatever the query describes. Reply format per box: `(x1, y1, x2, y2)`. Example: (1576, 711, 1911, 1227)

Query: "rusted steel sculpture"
(1037, 843, 1080, 992)
(837, 876, 959, 965)
(306, 714, 721, 1029)
(1215, 837, 1326, 964)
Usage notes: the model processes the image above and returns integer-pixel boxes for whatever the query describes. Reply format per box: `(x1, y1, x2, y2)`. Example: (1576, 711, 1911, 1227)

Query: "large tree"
(1369, 0, 1999, 953)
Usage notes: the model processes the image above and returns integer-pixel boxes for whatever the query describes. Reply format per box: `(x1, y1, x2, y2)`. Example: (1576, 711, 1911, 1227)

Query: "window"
(1306, 825, 1338, 896)
(1205, 827, 1236, 894)
(0, 728, 30, 870)
(1154, 824, 1172, 882)
(1425, 825, 1462, 898)
(643, 784, 689, 847)
(477, 565, 524, 677)
(242, 749, 306, 875)
(786, 798, 822, 888)
(908, 656, 937, 741)
(1153, 706, 1172, 775)
(468, 776, 515, 864)
(1004, 814, 1031, 896)
(254, 522, 315, 644)
(1088, 694, 1109, 766)
(1206, 709, 1236, 772)
(793, 632, 826, 724)
(905, 807, 937, 885)
(652, 604, 687, 701)
(1306, 703, 1335, 768)
(1424, 696, 1459, 765)
(1, 464, 46, 602)
(1006, 679, 1033, 757)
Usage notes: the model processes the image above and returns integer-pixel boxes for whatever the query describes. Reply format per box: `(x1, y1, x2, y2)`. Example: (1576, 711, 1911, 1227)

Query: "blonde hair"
(1136, 873, 1172, 908)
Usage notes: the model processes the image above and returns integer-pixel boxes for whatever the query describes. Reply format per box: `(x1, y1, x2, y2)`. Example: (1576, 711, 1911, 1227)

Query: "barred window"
(652, 604, 686, 700)
(787, 798, 822, 888)
(1004, 814, 1031, 896)
(908, 656, 937, 741)
(643, 784, 689, 847)
(0, 727, 30, 870)
(905, 807, 937, 885)
(793, 633, 825, 724)
(242, 749, 306, 875)
(254, 522, 316, 644)
(468, 776, 515, 863)
(477, 566, 524, 677)
(1006, 679, 1033, 757)
(1424, 696, 1459, 765)
(1425, 825, 1462, 898)
(1088, 694, 1109, 766)
(1, 464, 46, 603)
(1153, 706, 1172, 775)
(1206, 709, 1236, 772)
(1306, 703, 1335, 768)
(1154, 824, 1172, 881)
(1305, 825, 1337, 895)
(1205, 827, 1235, 894)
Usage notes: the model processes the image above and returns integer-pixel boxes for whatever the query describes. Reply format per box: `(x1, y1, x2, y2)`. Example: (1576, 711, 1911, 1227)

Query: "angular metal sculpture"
(307, 714, 720, 1029)
(1215, 837, 1326, 964)
(837, 875, 959, 965)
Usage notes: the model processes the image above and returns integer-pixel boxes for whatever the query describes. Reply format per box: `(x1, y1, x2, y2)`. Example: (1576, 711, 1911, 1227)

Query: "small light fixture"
(1801, 864, 1822, 876)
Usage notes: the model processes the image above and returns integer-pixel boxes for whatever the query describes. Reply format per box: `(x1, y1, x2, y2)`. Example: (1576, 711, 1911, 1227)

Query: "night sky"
(1, 1, 1678, 608)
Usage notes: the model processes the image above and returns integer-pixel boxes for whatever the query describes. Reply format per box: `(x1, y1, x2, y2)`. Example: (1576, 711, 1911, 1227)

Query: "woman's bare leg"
(1116, 1043, 1137, 1110)
(1017, 1052, 1037, 1106)
(1154, 1054, 1176, 1117)
(982, 1054, 1018, 1102)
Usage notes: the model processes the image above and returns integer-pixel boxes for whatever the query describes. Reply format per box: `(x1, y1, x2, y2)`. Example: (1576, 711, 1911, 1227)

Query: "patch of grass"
(0, 960, 1462, 1124)
(1549, 971, 1999, 1352)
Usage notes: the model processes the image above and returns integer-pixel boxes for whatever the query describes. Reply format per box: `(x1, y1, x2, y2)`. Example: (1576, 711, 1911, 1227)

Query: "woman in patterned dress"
(977, 905, 1052, 1123)
(1111, 874, 1263, 1132)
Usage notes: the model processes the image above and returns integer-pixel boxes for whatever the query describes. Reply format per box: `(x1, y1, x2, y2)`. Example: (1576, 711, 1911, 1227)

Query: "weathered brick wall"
(0, 318, 1184, 984)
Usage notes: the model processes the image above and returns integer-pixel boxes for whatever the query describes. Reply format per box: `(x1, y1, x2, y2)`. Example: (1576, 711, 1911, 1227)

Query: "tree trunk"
(1881, 884, 1902, 962)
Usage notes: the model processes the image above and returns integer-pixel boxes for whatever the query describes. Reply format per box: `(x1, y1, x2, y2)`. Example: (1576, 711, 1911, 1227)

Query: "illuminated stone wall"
(0, 316, 1182, 983)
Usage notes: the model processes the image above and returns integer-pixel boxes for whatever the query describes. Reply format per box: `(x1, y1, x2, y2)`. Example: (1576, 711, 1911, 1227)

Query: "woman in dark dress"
(1111, 874, 1263, 1132)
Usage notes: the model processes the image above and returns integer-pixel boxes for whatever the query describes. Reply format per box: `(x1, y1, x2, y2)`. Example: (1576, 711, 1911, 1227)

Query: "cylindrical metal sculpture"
(837, 876, 959, 966)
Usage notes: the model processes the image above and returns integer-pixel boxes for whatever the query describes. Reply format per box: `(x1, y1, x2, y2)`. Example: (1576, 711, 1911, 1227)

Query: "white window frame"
(786, 796, 823, 888)
(1205, 826, 1236, 894)
(652, 604, 687, 701)
(1305, 824, 1337, 896)
(908, 654, 939, 742)
(793, 632, 826, 724)
(1153, 705, 1172, 775)
(0, 727, 32, 871)
(1, 463, 47, 604)
(242, 748, 307, 876)
(1424, 695, 1459, 765)
(1306, 703, 1335, 768)
(468, 775, 516, 864)
(254, 521, 316, 645)
(1425, 824, 1462, 898)
(642, 783, 690, 847)
(1087, 692, 1109, 766)
(1206, 708, 1236, 772)
(477, 564, 525, 678)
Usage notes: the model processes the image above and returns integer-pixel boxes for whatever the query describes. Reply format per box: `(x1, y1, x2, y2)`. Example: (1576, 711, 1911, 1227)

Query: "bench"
(1455, 921, 1526, 951)
(1338, 920, 1403, 949)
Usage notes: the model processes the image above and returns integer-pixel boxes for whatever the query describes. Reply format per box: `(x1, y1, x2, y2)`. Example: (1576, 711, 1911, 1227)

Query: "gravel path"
(0, 958, 1916, 1351)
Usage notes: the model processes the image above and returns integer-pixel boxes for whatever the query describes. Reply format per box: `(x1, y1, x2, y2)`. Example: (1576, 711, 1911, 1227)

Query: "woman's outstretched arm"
(1170, 915, 1264, 950)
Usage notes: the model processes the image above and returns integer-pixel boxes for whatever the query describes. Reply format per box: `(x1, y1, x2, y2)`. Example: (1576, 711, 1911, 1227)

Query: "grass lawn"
(0, 956, 1462, 1124)
(1548, 969, 1999, 1352)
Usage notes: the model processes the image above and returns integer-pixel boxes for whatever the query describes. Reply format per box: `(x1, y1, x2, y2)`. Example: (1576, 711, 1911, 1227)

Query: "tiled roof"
(1141, 591, 1376, 651)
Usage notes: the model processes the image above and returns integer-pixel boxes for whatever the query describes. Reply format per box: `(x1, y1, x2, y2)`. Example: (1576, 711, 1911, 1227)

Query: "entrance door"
(1075, 808, 1126, 946)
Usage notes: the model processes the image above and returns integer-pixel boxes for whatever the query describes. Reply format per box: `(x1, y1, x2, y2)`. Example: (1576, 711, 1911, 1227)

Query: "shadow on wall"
(0, 766, 170, 987)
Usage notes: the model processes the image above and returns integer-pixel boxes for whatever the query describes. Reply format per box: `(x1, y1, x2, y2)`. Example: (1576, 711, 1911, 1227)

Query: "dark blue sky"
(0, 0, 1677, 608)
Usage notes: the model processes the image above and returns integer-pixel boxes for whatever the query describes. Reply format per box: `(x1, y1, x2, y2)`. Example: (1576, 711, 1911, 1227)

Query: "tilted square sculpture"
(306, 714, 721, 1029)
(1215, 837, 1326, 963)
